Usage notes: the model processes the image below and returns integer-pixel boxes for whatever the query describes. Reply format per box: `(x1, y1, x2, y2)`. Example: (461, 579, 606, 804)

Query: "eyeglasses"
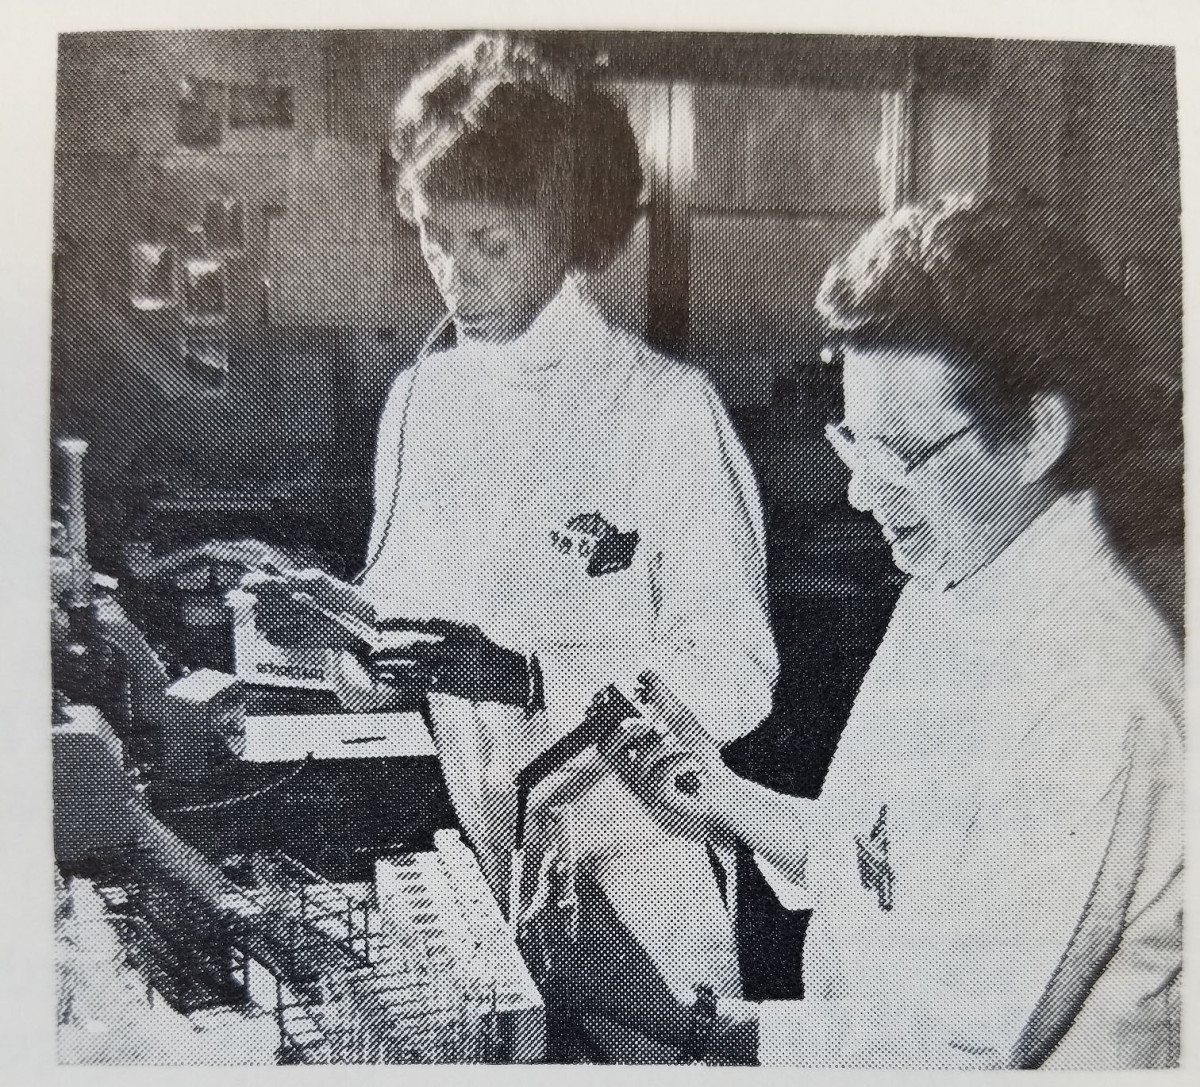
(824, 420, 975, 487)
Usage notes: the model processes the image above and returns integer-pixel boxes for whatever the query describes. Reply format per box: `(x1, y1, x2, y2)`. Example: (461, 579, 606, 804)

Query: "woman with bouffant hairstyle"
(819, 192, 1140, 482)
(249, 33, 777, 1061)
(390, 34, 644, 281)
(816, 191, 1177, 605)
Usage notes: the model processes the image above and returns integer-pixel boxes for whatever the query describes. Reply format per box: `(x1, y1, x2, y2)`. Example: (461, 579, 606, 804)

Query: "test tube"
(55, 438, 91, 608)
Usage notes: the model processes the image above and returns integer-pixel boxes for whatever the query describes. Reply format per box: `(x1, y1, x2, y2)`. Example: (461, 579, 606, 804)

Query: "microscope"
(50, 436, 249, 864)
(49, 438, 545, 1062)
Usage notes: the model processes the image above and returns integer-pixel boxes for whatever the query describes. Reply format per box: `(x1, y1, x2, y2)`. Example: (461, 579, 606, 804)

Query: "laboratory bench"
(152, 752, 456, 884)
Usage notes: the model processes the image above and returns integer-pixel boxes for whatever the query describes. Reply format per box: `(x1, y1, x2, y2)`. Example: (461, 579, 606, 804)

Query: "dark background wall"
(51, 31, 1183, 799)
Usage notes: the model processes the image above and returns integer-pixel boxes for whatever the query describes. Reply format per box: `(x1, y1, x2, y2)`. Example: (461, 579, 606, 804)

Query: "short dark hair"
(816, 191, 1139, 492)
(390, 34, 643, 273)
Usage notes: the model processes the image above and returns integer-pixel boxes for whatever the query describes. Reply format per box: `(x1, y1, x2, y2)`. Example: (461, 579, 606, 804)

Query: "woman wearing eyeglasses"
(595, 192, 1182, 1068)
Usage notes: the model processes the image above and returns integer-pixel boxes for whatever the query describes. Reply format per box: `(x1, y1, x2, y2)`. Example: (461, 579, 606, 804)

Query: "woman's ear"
(1019, 390, 1073, 484)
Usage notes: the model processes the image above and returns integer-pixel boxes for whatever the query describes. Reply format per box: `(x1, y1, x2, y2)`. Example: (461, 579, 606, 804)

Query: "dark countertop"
(151, 751, 457, 884)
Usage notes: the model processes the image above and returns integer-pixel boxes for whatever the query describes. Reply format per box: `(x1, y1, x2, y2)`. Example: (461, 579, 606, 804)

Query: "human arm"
(599, 672, 1179, 1067)
(535, 367, 778, 746)
(324, 367, 540, 705)
(597, 673, 814, 881)
(361, 366, 414, 574)
(635, 369, 778, 743)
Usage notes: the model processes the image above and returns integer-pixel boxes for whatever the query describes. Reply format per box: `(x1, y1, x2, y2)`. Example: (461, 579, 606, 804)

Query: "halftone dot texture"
(756, 491, 1182, 1068)
(51, 30, 1180, 1068)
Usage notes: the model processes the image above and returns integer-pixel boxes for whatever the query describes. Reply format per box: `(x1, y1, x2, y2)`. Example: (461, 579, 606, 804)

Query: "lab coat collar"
(931, 490, 1110, 637)
(456, 275, 600, 384)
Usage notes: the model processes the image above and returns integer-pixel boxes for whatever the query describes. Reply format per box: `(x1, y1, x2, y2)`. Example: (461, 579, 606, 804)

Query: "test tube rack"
(251, 831, 544, 1064)
(78, 826, 543, 1064)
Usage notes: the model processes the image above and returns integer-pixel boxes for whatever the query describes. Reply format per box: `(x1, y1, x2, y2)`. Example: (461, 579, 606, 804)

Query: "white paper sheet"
(241, 710, 436, 762)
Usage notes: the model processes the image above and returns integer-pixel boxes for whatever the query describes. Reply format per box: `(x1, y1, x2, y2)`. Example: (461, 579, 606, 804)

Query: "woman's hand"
(368, 622, 537, 709)
(638, 670, 725, 767)
(708, 999, 761, 1065)
(327, 651, 407, 713)
(597, 671, 740, 845)
(240, 568, 375, 651)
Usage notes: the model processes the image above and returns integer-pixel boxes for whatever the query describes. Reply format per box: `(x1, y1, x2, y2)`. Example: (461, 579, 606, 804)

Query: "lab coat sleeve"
(634, 367, 778, 744)
(756, 682, 1176, 1068)
(362, 367, 416, 570)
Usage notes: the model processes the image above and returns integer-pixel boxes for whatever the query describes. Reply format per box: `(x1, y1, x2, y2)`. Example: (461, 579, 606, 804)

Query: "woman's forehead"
(411, 189, 529, 231)
(842, 346, 971, 433)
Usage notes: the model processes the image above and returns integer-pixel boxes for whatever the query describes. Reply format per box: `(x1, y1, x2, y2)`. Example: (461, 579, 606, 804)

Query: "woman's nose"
(427, 241, 480, 297)
(847, 466, 897, 513)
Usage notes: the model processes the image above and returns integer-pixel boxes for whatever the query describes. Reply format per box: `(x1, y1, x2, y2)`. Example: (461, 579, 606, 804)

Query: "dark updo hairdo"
(390, 34, 643, 274)
(815, 191, 1143, 495)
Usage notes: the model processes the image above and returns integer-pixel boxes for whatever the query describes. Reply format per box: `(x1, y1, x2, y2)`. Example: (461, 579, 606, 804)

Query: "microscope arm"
(90, 595, 170, 728)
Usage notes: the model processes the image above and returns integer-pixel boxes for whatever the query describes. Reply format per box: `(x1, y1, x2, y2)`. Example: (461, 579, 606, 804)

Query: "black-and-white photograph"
(17, 5, 1188, 1072)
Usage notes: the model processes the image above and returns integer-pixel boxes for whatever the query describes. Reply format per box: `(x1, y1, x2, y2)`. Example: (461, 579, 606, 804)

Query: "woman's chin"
(888, 534, 943, 580)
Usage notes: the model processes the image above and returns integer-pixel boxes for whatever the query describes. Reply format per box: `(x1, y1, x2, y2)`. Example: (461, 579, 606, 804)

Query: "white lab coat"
(755, 491, 1181, 1068)
(357, 278, 778, 1021)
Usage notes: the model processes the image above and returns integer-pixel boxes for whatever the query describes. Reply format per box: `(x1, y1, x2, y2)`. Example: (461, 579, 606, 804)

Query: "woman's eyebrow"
(859, 424, 929, 453)
(845, 420, 899, 445)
